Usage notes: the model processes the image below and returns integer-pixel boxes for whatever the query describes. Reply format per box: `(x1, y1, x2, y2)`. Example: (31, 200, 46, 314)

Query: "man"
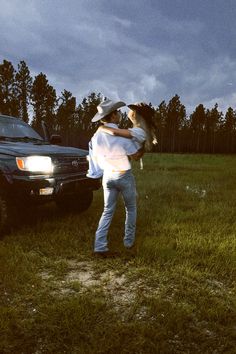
(87, 99, 144, 258)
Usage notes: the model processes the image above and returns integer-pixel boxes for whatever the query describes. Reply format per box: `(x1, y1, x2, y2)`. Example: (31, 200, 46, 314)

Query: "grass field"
(1, 154, 236, 354)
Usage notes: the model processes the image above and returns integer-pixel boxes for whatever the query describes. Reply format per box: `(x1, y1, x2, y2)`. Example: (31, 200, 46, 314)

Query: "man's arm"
(128, 146, 145, 161)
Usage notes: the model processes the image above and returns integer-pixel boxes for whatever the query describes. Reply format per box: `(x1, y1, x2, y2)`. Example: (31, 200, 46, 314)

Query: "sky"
(1, 0, 236, 115)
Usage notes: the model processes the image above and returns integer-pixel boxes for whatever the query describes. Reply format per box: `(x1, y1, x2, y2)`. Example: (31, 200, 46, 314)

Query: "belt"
(111, 170, 126, 173)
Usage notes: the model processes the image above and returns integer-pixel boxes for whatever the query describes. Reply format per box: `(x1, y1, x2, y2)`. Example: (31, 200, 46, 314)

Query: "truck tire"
(56, 191, 93, 213)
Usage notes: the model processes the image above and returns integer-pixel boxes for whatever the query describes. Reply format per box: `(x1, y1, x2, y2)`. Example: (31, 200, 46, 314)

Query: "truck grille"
(52, 156, 88, 175)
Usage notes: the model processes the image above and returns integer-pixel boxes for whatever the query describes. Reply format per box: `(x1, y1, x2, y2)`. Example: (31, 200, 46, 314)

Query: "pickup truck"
(0, 114, 101, 235)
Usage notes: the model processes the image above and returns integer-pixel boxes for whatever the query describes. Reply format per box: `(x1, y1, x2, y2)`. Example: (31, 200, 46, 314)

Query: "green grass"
(1, 154, 236, 353)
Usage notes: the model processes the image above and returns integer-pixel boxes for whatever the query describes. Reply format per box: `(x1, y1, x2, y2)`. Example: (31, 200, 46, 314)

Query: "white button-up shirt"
(87, 123, 139, 178)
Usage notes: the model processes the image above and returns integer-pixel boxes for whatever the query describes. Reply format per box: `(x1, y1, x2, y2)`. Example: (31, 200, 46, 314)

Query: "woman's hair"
(132, 107, 157, 152)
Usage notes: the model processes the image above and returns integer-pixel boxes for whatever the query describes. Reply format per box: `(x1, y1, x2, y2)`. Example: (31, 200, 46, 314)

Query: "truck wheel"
(56, 191, 93, 213)
(0, 194, 10, 237)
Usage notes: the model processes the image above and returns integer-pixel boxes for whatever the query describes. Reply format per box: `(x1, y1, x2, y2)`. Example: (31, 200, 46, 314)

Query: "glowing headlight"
(16, 156, 54, 173)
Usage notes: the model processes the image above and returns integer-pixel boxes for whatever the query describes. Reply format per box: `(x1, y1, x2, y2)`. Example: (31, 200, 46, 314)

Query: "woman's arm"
(98, 125, 132, 139)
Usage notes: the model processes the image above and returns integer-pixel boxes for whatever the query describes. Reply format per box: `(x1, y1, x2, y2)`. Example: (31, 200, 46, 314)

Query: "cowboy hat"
(91, 99, 126, 122)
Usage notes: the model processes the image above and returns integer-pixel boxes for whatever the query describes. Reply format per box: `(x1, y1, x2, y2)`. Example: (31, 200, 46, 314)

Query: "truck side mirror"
(50, 135, 62, 145)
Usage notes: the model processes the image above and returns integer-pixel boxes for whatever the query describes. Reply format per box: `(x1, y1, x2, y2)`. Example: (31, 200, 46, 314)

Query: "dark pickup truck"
(0, 114, 101, 235)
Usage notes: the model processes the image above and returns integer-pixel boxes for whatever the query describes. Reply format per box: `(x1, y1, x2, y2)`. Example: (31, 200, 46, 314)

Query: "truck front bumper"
(8, 174, 101, 204)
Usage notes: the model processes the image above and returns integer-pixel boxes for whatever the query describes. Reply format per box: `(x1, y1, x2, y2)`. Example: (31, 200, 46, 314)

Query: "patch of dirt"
(65, 261, 100, 287)
(39, 259, 160, 318)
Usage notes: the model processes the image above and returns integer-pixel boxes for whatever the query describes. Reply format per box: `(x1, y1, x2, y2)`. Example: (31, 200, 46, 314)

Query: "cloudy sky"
(1, 0, 236, 114)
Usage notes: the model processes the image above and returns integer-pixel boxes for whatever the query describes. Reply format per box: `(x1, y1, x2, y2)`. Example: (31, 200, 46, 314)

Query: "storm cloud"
(1, 0, 236, 113)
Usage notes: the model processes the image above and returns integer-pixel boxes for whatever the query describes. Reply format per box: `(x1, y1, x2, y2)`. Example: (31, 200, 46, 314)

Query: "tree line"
(0, 59, 236, 153)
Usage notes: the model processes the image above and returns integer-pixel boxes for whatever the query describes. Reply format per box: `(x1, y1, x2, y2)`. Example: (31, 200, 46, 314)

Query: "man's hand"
(128, 146, 145, 161)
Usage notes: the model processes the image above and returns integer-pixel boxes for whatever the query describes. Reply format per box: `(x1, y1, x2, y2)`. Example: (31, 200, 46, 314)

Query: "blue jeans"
(94, 169, 137, 252)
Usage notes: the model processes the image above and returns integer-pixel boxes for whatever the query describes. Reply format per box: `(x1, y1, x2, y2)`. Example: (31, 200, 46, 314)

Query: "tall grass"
(1, 154, 236, 353)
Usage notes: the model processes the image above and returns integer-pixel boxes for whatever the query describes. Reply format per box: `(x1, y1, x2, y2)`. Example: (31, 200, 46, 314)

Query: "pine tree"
(155, 100, 167, 152)
(76, 92, 102, 133)
(15, 60, 32, 123)
(166, 95, 186, 152)
(56, 90, 76, 145)
(190, 104, 206, 152)
(0, 60, 19, 116)
(31, 73, 57, 133)
(205, 104, 222, 153)
(224, 107, 236, 153)
(72, 92, 102, 148)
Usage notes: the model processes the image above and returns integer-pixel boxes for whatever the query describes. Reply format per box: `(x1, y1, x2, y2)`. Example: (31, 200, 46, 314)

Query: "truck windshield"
(0, 117, 43, 141)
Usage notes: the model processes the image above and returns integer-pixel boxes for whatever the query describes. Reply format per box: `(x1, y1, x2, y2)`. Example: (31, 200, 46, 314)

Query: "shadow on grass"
(3, 201, 92, 240)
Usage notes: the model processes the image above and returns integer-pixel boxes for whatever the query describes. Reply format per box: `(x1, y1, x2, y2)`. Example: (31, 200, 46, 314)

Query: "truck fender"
(0, 166, 14, 184)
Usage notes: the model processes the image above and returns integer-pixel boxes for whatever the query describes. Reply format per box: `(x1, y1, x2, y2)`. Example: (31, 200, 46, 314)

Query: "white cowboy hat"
(91, 99, 126, 122)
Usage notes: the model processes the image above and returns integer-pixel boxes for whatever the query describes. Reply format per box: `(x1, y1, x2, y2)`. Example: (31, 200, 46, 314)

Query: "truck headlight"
(16, 156, 54, 173)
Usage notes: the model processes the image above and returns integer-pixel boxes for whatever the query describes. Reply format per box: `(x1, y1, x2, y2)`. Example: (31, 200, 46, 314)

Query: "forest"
(0, 59, 236, 153)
